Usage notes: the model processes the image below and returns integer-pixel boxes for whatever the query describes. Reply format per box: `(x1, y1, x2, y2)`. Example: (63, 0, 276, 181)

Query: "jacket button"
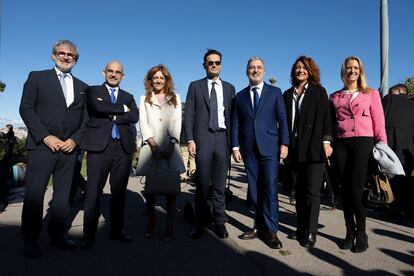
(159, 119, 162, 121)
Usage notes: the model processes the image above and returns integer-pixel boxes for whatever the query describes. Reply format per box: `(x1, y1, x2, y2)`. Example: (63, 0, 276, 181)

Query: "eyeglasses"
(207, 61, 221, 66)
(105, 69, 123, 76)
(55, 51, 77, 61)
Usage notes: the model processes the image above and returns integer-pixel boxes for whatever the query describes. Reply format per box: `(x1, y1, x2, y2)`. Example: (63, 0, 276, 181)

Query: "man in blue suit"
(232, 57, 289, 249)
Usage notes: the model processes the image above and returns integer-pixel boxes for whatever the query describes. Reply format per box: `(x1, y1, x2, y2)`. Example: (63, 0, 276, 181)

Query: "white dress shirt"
(249, 81, 264, 108)
(208, 78, 226, 129)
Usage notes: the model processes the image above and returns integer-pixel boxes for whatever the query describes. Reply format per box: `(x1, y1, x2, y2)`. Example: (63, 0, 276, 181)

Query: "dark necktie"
(293, 92, 303, 137)
(209, 82, 219, 131)
(253, 87, 260, 113)
(110, 88, 120, 139)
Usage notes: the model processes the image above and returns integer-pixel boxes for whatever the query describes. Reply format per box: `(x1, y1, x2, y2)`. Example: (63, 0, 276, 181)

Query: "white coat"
(136, 93, 185, 175)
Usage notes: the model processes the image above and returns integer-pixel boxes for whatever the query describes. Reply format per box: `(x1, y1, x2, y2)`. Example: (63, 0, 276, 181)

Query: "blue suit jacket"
(232, 83, 289, 158)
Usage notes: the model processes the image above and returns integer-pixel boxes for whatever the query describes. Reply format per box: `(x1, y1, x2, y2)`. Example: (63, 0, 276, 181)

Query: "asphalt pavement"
(0, 162, 413, 276)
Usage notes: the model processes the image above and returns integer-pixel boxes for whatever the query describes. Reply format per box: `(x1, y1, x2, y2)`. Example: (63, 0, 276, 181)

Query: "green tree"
(269, 77, 277, 86)
(405, 77, 414, 97)
(0, 81, 6, 92)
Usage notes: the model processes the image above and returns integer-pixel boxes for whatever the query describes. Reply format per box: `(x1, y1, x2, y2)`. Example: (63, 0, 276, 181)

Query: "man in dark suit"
(81, 61, 138, 249)
(232, 57, 289, 249)
(184, 49, 236, 239)
(19, 40, 88, 258)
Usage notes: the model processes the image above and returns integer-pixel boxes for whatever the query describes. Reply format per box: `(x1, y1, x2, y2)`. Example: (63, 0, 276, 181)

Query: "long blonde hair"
(340, 56, 370, 93)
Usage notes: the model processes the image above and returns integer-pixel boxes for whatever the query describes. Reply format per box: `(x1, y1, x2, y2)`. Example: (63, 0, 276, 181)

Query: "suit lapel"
(256, 83, 269, 115)
(100, 83, 112, 102)
(285, 88, 293, 124)
(241, 86, 254, 116)
(201, 78, 210, 110)
(48, 69, 67, 108)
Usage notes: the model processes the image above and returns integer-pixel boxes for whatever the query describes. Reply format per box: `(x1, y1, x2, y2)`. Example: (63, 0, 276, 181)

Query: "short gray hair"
(246, 56, 265, 69)
(52, 40, 79, 60)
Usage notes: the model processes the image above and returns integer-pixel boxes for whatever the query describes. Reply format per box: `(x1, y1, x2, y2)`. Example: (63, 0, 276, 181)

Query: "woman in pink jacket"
(330, 56, 386, 253)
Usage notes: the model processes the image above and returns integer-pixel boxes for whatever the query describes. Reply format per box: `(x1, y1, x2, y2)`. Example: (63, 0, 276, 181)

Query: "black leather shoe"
(262, 231, 283, 249)
(238, 228, 258, 240)
(24, 239, 42, 259)
(287, 229, 304, 241)
(214, 224, 229, 239)
(189, 227, 204, 239)
(50, 238, 77, 250)
(80, 239, 94, 250)
(109, 231, 132, 243)
(300, 233, 317, 248)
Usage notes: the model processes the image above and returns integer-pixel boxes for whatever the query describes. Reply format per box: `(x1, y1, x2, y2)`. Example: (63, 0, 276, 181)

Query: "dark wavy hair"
(144, 64, 178, 107)
(290, 56, 321, 86)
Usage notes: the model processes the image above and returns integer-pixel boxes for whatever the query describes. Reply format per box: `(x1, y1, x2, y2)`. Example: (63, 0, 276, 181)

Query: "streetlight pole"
(380, 0, 389, 97)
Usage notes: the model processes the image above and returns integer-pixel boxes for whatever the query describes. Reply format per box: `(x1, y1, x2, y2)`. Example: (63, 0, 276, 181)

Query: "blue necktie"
(110, 88, 120, 139)
(253, 87, 259, 113)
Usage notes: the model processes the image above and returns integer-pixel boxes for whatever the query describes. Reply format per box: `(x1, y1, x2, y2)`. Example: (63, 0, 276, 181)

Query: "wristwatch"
(170, 138, 178, 144)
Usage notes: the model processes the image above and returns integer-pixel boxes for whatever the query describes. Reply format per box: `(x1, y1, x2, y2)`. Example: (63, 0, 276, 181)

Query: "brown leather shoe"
(238, 228, 258, 240)
(263, 232, 283, 249)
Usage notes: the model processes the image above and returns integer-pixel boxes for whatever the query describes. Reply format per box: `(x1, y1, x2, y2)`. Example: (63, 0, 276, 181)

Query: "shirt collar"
(105, 83, 119, 92)
(208, 78, 222, 86)
(54, 67, 72, 78)
(250, 81, 264, 91)
(294, 83, 308, 97)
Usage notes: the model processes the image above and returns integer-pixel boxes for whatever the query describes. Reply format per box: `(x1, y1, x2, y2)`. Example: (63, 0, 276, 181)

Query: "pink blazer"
(329, 89, 387, 143)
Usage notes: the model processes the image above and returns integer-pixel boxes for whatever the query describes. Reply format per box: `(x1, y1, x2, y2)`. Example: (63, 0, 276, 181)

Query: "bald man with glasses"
(80, 61, 138, 249)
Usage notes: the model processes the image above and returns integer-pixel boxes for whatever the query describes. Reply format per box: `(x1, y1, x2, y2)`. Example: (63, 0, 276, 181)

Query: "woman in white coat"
(136, 65, 185, 242)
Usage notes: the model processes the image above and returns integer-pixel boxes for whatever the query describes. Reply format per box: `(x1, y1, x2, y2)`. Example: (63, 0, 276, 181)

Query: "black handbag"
(144, 163, 181, 195)
(364, 172, 395, 205)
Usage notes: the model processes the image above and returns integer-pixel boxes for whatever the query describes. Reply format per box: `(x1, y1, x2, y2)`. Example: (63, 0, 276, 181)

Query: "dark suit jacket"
(19, 69, 88, 150)
(232, 83, 289, 158)
(283, 84, 332, 162)
(81, 84, 139, 154)
(382, 94, 414, 171)
(184, 77, 235, 150)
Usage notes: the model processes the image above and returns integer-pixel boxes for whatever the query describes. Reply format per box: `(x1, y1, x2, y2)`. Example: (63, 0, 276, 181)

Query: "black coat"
(382, 94, 414, 172)
(283, 84, 332, 163)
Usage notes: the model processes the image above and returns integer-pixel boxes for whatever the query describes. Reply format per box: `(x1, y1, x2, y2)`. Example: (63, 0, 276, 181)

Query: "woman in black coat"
(283, 56, 333, 248)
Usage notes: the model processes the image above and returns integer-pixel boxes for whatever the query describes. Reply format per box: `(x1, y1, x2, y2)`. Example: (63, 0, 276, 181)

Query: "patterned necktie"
(110, 88, 120, 139)
(209, 82, 219, 131)
(253, 87, 260, 113)
(59, 73, 67, 101)
(293, 91, 303, 137)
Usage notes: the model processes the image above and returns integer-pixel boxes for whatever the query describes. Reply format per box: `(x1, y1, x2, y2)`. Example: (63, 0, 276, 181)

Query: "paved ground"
(0, 162, 413, 276)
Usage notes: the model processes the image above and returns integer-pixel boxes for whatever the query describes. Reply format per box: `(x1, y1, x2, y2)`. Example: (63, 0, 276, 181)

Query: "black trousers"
(194, 131, 228, 226)
(334, 137, 373, 231)
(83, 140, 132, 240)
(21, 149, 77, 241)
(291, 162, 325, 234)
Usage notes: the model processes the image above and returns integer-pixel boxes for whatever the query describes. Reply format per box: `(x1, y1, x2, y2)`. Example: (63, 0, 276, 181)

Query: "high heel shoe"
(341, 228, 356, 250)
(353, 231, 368, 253)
